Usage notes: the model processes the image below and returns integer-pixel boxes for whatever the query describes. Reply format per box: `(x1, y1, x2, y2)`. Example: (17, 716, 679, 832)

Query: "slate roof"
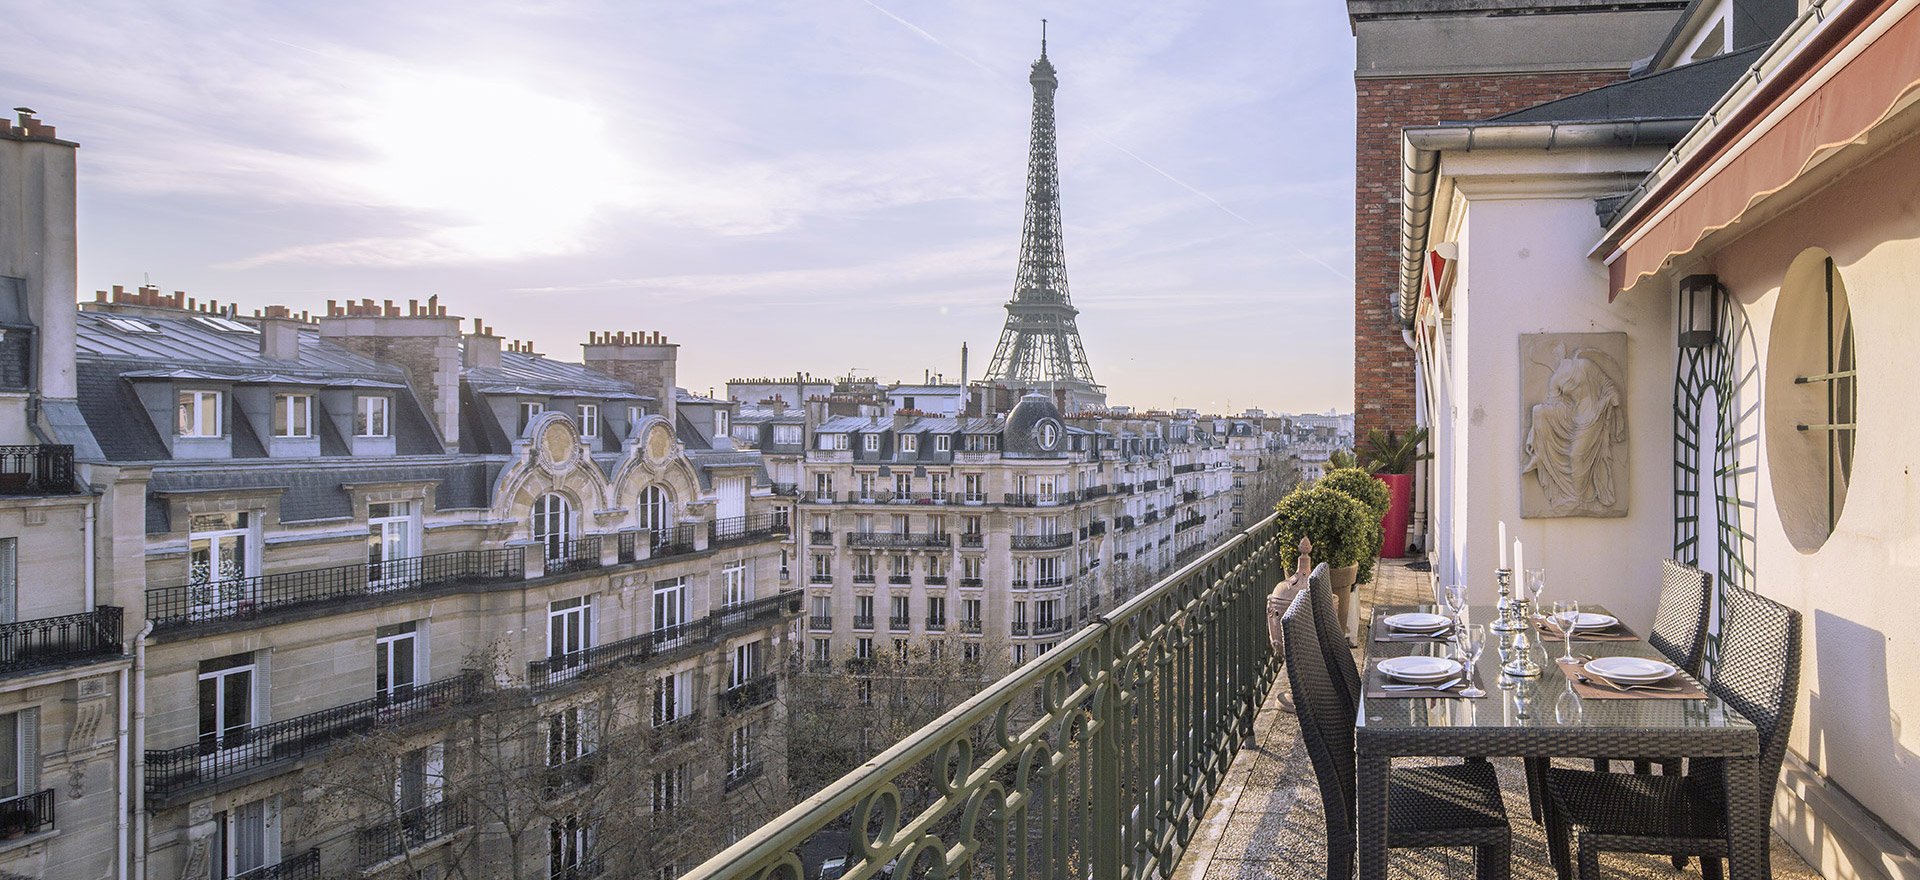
(75, 311, 402, 381)
(465, 351, 647, 399)
(144, 460, 500, 532)
(1484, 46, 1765, 125)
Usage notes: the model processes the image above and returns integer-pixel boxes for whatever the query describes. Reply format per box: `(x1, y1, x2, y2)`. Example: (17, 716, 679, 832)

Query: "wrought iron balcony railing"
(847, 532, 951, 549)
(1009, 621, 1029, 636)
(357, 798, 469, 868)
(544, 537, 604, 576)
(711, 514, 787, 548)
(0, 606, 123, 676)
(1176, 515, 1205, 533)
(237, 848, 320, 880)
(809, 574, 833, 584)
(0, 788, 54, 837)
(551, 855, 605, 880)
(770, 482, 800, 497)
(0, 445, 75, 496)
(651, 524, 698, 559)
(527, 591, 799, 690)
(960, 534, 984, 548)
(1082, 485, 1110, 499)
(810, 530, 834, 546)
(148, 549, 523, 632)
(852, 574, 876, 585)
(1182, 490, 1201, 504)
(959, 578, 983, 589)
(720, 674, 777, 715)
(925, 617, 946, 632)
(651, 710, 705, 748)
(888, 615, 910, 631)
(145, 673, 483, 802)
(959, 619, 981, 634)
(725, 762, 764, 793)
(924, 575, 948, 586)
(1002, 492, 1077, 507)
(888, 575, 912, 585)
(808, 615, 833, 631)
(678, 513, 1282, 880)
(1033, 617, 1069, 635)
(852, 615, 875, 630)
(1115, 515, 1137, 531)
(1010, 534, 1072, 550)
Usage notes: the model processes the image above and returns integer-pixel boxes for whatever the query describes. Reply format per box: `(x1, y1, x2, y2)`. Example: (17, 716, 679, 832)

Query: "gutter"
(1395, 118, 1702, 328)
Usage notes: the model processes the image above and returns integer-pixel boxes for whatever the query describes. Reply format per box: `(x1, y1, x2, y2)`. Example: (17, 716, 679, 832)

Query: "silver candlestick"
(1490, 568, 1520, 632)
(1501, 596, 1543, 677)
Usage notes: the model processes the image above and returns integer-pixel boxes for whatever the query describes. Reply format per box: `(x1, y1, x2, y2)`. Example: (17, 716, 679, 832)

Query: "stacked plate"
(1378, 655, 1463, 684)
(1381, 612, 1451, 634)
(1581, 656, 1678, 685)
(1550, 612, 1619, 631)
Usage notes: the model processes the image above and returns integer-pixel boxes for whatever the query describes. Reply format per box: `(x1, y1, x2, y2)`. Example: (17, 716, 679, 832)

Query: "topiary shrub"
(1315, 467, 1390, 582)
(1274, 485, 1373, 575)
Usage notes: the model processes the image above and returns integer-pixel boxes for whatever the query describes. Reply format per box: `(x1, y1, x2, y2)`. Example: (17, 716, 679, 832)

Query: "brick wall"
(1353, 70, 1623, 443)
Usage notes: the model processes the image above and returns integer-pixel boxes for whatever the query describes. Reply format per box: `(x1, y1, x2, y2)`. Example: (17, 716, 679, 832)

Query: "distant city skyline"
(0, 1, 1357, 413)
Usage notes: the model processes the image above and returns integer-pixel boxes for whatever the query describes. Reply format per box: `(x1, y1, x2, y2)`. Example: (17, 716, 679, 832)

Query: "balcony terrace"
(847, 532, 951, 549)
(526, 590, 800, 690)
(357, 799, 470, 870)
(0, 444, 75, 496)
(147, 549, 523, 633)
(710, 513, 789, 547)
(1010, 533, 1072, 550)
(0, 606, 123, 676)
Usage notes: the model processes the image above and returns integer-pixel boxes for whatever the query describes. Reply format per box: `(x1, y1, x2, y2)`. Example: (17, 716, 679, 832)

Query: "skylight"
(192, 315, 260, 335)
(101, 316, 161, 334)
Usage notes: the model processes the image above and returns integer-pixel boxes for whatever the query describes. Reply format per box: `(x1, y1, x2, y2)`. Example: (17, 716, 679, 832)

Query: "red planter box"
(1373, 473, 1413, 559)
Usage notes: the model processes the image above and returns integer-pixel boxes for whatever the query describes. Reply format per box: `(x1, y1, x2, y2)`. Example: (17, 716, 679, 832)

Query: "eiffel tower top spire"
(983, 24, 1102, 409)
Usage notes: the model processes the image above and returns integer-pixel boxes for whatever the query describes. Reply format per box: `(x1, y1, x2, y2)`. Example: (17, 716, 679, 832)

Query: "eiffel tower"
(982, 25, 1105, 414)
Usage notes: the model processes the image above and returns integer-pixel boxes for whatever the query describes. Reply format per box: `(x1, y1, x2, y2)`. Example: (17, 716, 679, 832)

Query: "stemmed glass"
(1551, 599, 1581, 662)
(1526, 569, 1548, 608)
(1441, 583, 1468, 617)
(1458, 624, 1487, 698)
(1555, 675, 1585, 725)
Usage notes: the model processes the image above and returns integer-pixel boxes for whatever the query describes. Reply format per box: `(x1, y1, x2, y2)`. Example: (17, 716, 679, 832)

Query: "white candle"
(1498, 521, 1509, 569)
(1512, 540, 1525, 599)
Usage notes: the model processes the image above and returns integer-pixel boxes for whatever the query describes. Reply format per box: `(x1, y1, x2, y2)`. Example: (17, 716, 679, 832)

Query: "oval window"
(1763, 249, 1857, 552)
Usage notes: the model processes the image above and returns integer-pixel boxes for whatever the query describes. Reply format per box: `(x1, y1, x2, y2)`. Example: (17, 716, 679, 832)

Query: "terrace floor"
(1173, 559, 1821, 880)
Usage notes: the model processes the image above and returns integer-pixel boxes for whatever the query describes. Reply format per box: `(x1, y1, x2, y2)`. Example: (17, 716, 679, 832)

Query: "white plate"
(1583, 656, 1677, 683)
(1382, 612, 1451, 632)
(1379, 656, 1463, 683)
(1549, 612, 1618, 630)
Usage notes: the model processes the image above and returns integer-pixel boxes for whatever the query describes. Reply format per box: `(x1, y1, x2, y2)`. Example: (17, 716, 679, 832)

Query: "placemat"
(1534, 616, 1640, 642)
(1364, 660, 1488, 699)
(1556, 657, 1706, 699)
(1372, 625, 1454, 644)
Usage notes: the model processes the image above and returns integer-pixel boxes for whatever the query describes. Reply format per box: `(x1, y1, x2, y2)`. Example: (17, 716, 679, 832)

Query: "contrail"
(857, 0, 1353, 285)
(858, 0, 996, 75)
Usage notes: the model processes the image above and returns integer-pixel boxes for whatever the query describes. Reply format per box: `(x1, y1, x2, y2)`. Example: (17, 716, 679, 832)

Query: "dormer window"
(900, 434, 918, 453)
(863, 434, 880, 453)
(820, 433, 847, 451)
(577, 404, 599, 439)
(520, 402, 545, 435)
(714, 409, 730, 437)
(774, 424, 802, 446)
(273, 393, 313, 439)
(935, 435, 951, 453)
(177, 390, 223, 438)
(356, 396, 390, 438)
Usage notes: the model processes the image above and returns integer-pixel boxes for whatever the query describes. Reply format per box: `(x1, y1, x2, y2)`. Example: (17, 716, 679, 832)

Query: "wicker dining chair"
(1306, 562, 1362, 715)
(1281, 591, 1511, 880)
(1541, 587, 1801, 880)
(1649, 560, 1714, 677)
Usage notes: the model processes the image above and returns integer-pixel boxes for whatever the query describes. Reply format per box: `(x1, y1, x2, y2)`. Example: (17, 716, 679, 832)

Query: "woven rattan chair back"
(1307, 562, 1362, 714)
(1281, 589, 1357, 842)
(1708, 587, 1802, 803)
(1649, 560, 1713, 675)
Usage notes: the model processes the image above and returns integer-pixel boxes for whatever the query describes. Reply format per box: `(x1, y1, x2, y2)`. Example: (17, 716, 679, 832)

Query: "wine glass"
(1458, 624, 1487, 698)
(1526, 569, 1548, 608)
(1551, 599, 1581, 662)
(1441, 583, 1468, 617)
(1555, 676, 1585, 725)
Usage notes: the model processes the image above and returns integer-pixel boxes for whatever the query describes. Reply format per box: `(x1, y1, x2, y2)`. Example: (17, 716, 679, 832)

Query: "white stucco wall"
(1427, 147, 1675, 628)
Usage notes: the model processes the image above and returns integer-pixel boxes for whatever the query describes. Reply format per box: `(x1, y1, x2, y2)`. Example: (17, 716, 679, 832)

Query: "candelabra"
(1491, 568, 1520, 632)
(1501, 596, 1543, 677)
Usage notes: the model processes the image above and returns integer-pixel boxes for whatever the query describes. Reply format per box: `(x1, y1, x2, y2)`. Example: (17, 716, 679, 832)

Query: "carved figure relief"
(1520, 333, 1629, 518)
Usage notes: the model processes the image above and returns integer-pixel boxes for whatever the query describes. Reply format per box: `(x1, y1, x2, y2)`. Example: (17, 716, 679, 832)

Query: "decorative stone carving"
(1520, 333, 1629, 518)
(67, 761, 85, 799)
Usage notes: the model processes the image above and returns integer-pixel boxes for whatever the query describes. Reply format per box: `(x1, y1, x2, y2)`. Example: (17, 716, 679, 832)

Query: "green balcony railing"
(681, 513, 1282, 880)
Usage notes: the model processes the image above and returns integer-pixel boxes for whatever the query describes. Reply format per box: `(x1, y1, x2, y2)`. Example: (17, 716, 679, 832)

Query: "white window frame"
(198, 653, 257, 755)
(395, 743, 445, 813)
(547, 596, 592, 661)
(366, 501, 417, 590)
(533, 493, 574, 561)
(722, 563, 750, 608)
(176, 389, 223, 438)
(653, 577, 688, 644)
(188, 512, 254, 617)
(728, 642, 761, 690)
(653, 669, 691, 726)
(355, 395, 391, 438)
(714, 409, 730, 437)
(576, 403, 599, 439)
(375, 621, 422, 703)
(271, 392, 313, 439)
(935, 434, 951, 452)
(520, 401, 545, 434)
(863, 434, 880, 452)
(727, 721, 758, 780)
(549, 814, 592, 879)
(774, 424, 802, 445)
(639, 486, 674, 541)
(651, 762, 689, 813)
(900, 434, 918, 453)
(547, 704, 593, 767)
(220, 797, 280, 879)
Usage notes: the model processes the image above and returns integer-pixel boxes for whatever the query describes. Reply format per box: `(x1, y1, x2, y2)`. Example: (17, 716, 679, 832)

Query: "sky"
(1, 0, 1358, 415)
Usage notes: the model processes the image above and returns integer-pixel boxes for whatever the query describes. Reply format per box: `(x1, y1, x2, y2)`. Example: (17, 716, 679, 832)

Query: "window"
(894, 639, 908, 661)
(812, 638, 831, 663)
(727, 721, 759, 781)
(651, 762, 689, 813)
(627, 405, 643, 429)
(218, 797, 279, 879)
(855, 594, 875, 621)
(188, 512, 252, 615)
(900, 434, 918, 453)
(1013, 601, 1028, 625)
(722, 563, 750, 607)
(813, 472, 834, 501)
(890, 595, 910, 625)
(858, 473, 877, 501)
(728, 642, 762, 689)
(1013, 644, 1026, 665)
(863, 434, 880, 452)
(101, 315, 160, 334)
(820, 433, 847, 451)
(549, 814, 592, 880)
(854, 555, 875, 579)
(927, 639, 944, 661)
(855, 637, 873, 660)
(366, 501, 416, 588)
(857, 679, 873, 705)
(396, 743, 445, 813)
(176, 390, 223, 437)
(0, 539, 12, 624)
(271, 393, 312, 438)
(375, 621, 420, 703)
(547, 705, 592, 767)
(520, 401, 545, 434)
(811, 554, 832, 580)
(930, 473, 948, 498)
(714, 409, 730, 437)
(963, 641, 981, 663)
(962, 597, 981, 625)
(653, 578, 687, 635)
(0, 710, 37, 803)
(576, 403, 599, 439)
(653, 669, 690, 726)
(198, 652, 257, 754)
(355, 396, 390, 437)
(192, 315, 258, 334)
(774, 424, 802, 445)
(962, 557, 981, 581)
(935, 435, 951, 453)
(533, 493, 574, 561)
(810, 595, 831, 621)
(927, 596, 946, 626)
(639, 485, 674, 541)
(548, 596, 592, 662)
(963, 474, 983, 502)
(927, 515, 947, 538)
(894, 473, 911, 497)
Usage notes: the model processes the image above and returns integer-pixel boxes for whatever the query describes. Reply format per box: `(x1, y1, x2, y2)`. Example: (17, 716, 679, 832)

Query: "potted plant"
(1274, 485, 1375, 638)
(1317, 467, 1390, 582)
(1361, 427, 1431, 559)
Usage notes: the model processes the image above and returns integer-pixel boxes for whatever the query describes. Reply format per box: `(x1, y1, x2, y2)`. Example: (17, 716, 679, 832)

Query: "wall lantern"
(1679, 273, 1723, 349)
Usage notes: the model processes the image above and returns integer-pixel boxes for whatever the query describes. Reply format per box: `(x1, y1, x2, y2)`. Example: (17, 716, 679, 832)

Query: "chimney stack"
(463, 317, 501, 370)
(319, 298, 463, 452)
(582, 330, 679, 427)
(257, 305, 302, 361)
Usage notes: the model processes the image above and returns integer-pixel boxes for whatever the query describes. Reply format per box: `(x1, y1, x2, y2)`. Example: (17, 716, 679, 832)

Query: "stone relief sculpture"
(1520, 333, 1629, 517)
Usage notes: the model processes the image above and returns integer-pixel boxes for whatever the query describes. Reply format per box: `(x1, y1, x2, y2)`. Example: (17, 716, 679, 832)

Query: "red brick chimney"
(319, 296, 462, 451)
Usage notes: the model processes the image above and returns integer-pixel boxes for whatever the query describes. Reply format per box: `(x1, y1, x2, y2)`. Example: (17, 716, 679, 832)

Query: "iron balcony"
(0, 606, 123, 677)
(810, 530, 834, 546)
(720, 674, 777, 715)
(1002, 492, 1077, 507)
(237, 848, 320, 880)
(0, 788, 54, 837)
(846, 532, 952, 549)
(889, 615, 911, 631)
(1010, 621, 1030, 636)
(0, 445, 75, 496)
(711, 513, 789, 547)
(147, 549, 523, 633)
(1010, 534, 1072, 550)
(960, 534, 984, 548)
(808, 615, 833, 631)
(960, 619, 982, 634)
(959, 577, 983, 589)
(543, 537, 604, 576)
(924, 575, 948, 586)
(1033, 617, 1069, 635)
(357, 798, 469, 869)
(852, 615, 875, 630)
(526, 591, 800, 690)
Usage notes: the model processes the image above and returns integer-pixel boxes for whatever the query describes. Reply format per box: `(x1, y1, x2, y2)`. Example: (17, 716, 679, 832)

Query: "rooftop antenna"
(1041, 18, 1047, 58)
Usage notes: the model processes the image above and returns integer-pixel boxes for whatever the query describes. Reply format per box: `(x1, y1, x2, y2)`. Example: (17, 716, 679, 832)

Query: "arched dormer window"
(639, 485, 675, 542)
(533, 493, 574, 561)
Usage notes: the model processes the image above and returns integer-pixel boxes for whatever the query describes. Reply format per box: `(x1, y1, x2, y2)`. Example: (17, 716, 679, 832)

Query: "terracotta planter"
(1373, 472, 1414, 558)
(1331, 563, 1359, 642)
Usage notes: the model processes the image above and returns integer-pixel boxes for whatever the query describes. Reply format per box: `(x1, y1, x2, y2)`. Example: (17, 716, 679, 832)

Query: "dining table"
(1355, 604, 1771, 880)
